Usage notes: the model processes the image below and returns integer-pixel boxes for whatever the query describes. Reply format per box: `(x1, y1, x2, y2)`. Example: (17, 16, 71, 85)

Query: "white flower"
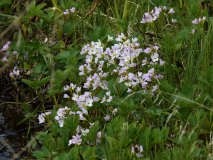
(151, 53, 159, 62)
(112, 108, 118, 115)
(85, 98, 93, 107)
(96, 131, 102, 144)
(143, 47, 151, 54)
(192, 18, 199, 24)
(64, 85, 70, 90)
(38, 114, 45, 124)
(160, 59, 165, 65)
(2, 41, 10, 51)
(107, 35, 113, 41)
(13, 51, 18, 55)
(104, 115, 111, 121)
(68, 134, 82, 146)
(132, 144, 143, 158)
(70, 7, 75, 13)
(63, 9, 69, 15)
(190, 29, 195, 35)
(3, 57, 8, 62)
(172, 19, 177, 23)
(63, 94, 70, 98)
(168, 8, 175, 14)
(81, 128, 89, 136)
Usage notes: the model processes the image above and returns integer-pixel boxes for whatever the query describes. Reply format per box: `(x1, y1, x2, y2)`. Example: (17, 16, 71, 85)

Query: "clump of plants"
(1, 0, 213, 159)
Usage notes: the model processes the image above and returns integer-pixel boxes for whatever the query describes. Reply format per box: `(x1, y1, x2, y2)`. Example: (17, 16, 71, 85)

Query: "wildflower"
(143, 47, 151, 54)
(192, 18, 199, 24)
(152, 85, 159, 92)
(70, 7, 75, 13)
(76, 125, 82, 134)
(76, 111, 86, 120)
(127, 88, 132, 93)
(38, 114, 45, 124)
(63, 94, 70, 98)
(190, 29, 195, 35)
(96, 131, 102, 144)
(63, 7, 75, 15)
(168, 8, 175, 14)
(38, 111, 51, 124)
(81, 128, 89, 136)
(112, 108, 118, 115)
(64, 83, 76, 91)
(132, 144, 143, 158)
(13, 51, 18, 55)
(85, 98, 93, 107)
(13, 68, 20, 76)
(68, 134, 82, 145)
(9, 68, 20, 78)
(172, 19, 177, 23)
(2, 57, 8, 62)
(2, 41, 10, 51)
(151, 53, 159, 62)
(192, 16, 206, 24)
(160, 59, 165, 66)
(104, 115, 111, 121)
(107, 35, 113, 42)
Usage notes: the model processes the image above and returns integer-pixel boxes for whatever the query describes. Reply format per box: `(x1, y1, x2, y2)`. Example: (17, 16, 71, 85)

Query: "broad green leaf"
(63, 115, 79, 135)
(0, 0, 11, 6)
(31, 63, 48, 76)
(67, 146, 79, 160)
(86, 121, 99, 143)
(88, 26, 110, 41)
(63, 22, 79, 35)
(181, 83, 197, 98)
(82, 146, 96, 160)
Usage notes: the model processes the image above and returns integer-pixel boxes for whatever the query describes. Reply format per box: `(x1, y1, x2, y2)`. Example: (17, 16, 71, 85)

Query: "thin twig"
(84, 0, 99, 19)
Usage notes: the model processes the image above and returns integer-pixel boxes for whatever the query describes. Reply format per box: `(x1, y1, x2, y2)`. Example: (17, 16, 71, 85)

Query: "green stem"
(113, 0, 120, 20)
(122, 0, 129, 20)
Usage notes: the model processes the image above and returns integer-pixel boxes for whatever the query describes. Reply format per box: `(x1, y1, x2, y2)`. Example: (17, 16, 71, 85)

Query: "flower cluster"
(54, 106, 89, 127)
(2, 41, 11, 51)
(68, 125, 102, 146)
(192, 16, 206, 25)
(80, 35, 164, 93)
(57, 34, 165, 125)
(9, 67, 20, 78)
(132, 144, 143, 158)
(63, 7, 75, 15)
(38, 111, 51, 124)
(141, 6, 167, 23)
(38, 34, 165, 150)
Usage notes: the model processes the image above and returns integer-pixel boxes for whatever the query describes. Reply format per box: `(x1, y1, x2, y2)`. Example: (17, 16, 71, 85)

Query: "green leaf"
(33, 146, 51, 159)
(139, 127, 151, 153)
(63, 115, 79, 135)
(145, 106, 163, 117)
(0, 0, 11, 6)
(67, 146, 79, 160)
(181, 83, 197, 98)
(55, 51, 71, 59)
(160, 80, 176, 93)
(53, 69, 70, 84)
(82, 146, 96, 160)
(63, 22, 79, 35)
(105, 117, 125, 136)
(88, 26, 110, 41)
(108, 79, 127, 97)
(206, 66, 213, 84)
(31, 63, 48, 76)
(86, 121, 99, 143)
(57, 137, 66, 151)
